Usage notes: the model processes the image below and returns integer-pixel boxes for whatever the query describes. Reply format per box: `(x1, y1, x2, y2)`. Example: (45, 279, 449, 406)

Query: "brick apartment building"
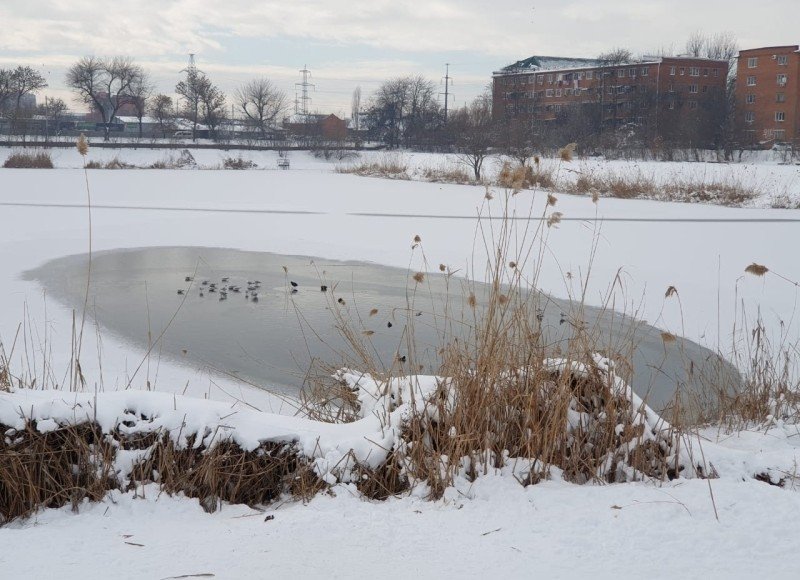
(492, 55, 729, 145)
(736, 45, 800, 147)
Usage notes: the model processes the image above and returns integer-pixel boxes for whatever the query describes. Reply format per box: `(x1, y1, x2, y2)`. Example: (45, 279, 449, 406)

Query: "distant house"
(115, 116, 161, 134)
(283, 114, 348, 141)
(86, 93, 142, 122)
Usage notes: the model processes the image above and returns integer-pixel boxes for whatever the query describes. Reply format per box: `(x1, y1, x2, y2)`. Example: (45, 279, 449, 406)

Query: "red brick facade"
(492, 56, 728, 145)
(736, 45, 800, 147)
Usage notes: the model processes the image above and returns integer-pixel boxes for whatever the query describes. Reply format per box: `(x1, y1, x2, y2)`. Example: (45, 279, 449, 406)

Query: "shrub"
(84, 157, 135, 169)
(336, 154, 409, 179)
(419, 164, 474, 185)
(222, 156, 258, 170)
(3, 151, 54, 169)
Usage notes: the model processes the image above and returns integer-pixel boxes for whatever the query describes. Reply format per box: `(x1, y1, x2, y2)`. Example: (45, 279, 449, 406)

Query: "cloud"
(0, 0, 536, 57)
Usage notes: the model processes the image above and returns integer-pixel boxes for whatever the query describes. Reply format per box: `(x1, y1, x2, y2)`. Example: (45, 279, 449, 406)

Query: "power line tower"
(184, 53, 197, 74)
(295, 65, 315, 121)
(440, 63, 454, 123)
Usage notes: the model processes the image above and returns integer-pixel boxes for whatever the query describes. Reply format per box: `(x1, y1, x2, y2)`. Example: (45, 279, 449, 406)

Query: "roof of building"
(115, 116, 159, 124)
(738, 45, 800, 55)
(495, 54, 727, 76)
(499, 56, 604, 73)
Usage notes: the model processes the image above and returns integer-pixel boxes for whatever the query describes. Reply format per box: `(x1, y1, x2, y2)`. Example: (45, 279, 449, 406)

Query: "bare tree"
(199, 79, 226, 140)
(37, 97, 68, 139)
(0, 69, 12, 108)
(450, 92, 496, 181)
(685, 31, 705, 57)
(176, 68, 203, 139)
(597, 48, 633, 135)
(351, 86, 362, 132)
(176, 68, 225, 140)
(235, 78, 287, 140)
(365, 75, 440, 148)
(66, 56, 143, 141)
(2, 66, 47, 134)
(128, 70, 154, 139)
(149, 94, 175, 138)
(704, 32, 738, 66)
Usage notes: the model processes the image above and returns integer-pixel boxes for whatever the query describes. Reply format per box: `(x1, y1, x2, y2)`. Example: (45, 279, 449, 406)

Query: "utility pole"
(440, 63, 453, 123)
(295, 65, 315, 122)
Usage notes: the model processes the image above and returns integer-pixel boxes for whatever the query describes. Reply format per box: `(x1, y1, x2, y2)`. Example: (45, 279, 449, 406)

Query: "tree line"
(1, 57, 289, 142)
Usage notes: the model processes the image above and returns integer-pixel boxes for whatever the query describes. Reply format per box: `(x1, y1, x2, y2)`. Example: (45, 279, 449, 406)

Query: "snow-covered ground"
(1, 147, 800, 578)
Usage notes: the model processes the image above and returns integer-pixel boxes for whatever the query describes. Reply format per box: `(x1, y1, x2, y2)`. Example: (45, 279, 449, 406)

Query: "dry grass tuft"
(419, 164, 474, 185)
(661, 331, 677, 344)
(496, 161, 557, 191)
(3, 151, 54, 169)
(85, 157, 136, 170)
(745, 263, 769, 277)
(570, 168, 760, 206)
(76, 134, 89, 156)
(0, 422, 304, 523)
(558, 143, 577, 162)
(336, 154, 409, 180)
(546, 212, 563, 228)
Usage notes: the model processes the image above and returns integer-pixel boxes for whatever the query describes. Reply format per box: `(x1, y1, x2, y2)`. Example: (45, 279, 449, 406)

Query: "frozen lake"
(25, 246, 738, 411)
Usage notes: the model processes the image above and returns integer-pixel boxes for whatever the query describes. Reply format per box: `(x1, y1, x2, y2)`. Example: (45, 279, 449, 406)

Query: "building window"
(617, 69, 625, 78)
(538, 75, 543, 85)
(747, 76, 756, 86)
(703, 68, 709, 76)
(775, 111, 785, 122)
(776, 93, 786, 103)
(668, 101, 675, 110)
(587, 71, 593, 80)
(689, 67, 700, 77)
(547, 74, 553, 83)
(640, 85, 647, 93)
(713, 68, 719, 77)
(641, 67, 649, 76)
(679, 67, 685, 75)
(773, 129, 786, 140)
(670, 66, 676, 76)
(702, 85, 708, 93)
(554, 104, 562, 112)
(747, 57, 758, 68)
(545, 89, 554, 97)
(777, 55, 788, 66)
(689, 84, 698, 94)
(688, 100, 698, 109)
(746, 94, 756, 104)
(745, 111, 755, 123)
(668, 83, 675, 92)
(777, 74, 788, 86)
(555, 89, 562, 97)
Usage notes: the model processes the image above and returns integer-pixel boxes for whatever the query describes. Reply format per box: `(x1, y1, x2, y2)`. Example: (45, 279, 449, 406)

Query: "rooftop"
(495, 54, 727, 75)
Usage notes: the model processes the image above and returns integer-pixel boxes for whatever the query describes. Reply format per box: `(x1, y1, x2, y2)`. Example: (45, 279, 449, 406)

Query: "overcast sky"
(0, 0, 796, 116)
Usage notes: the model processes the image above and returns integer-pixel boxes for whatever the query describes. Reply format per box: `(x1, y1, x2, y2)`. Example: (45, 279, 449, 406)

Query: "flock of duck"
(177, 275, 328, 303)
